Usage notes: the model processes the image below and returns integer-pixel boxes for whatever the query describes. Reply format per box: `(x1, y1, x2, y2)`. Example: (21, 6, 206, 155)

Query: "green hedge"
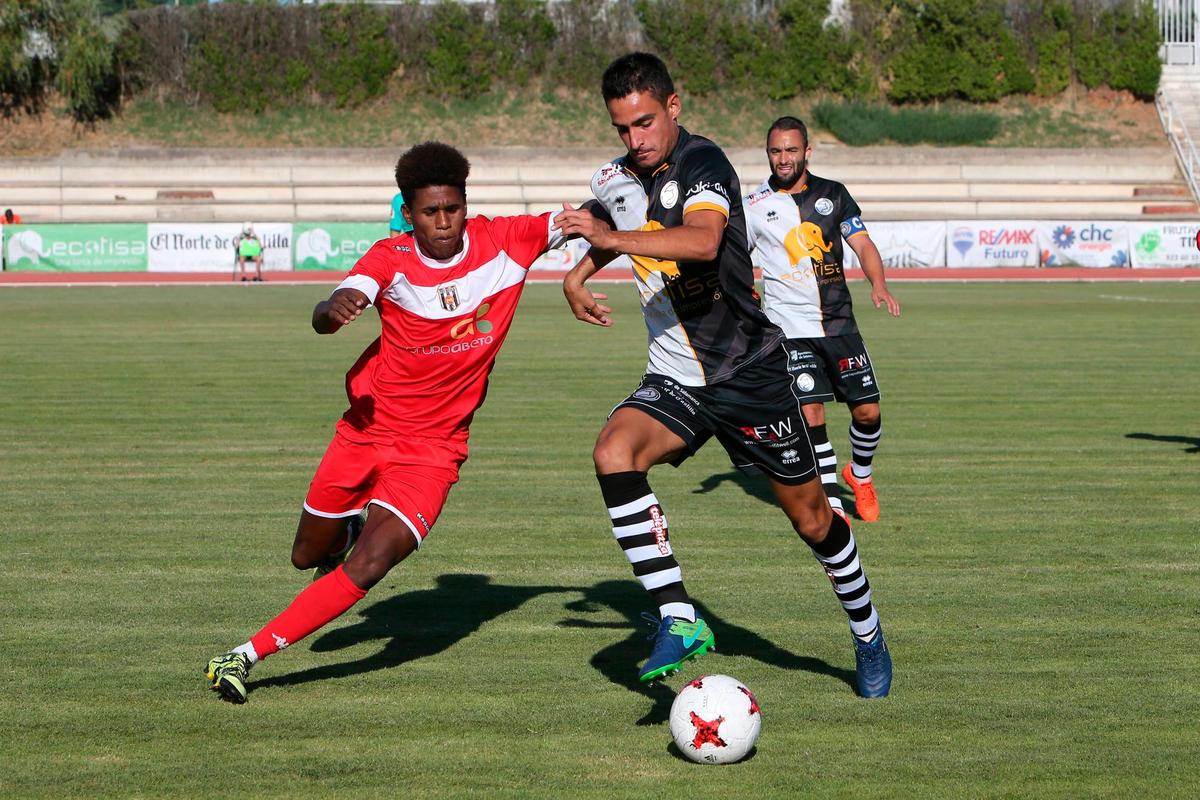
(812, 100, 1001, 145)
(2, 0, 1165, 124)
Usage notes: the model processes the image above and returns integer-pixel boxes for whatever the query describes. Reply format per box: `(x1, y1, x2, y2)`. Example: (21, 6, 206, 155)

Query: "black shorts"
(784, 333, 881, 405)
(614, 347, 818, 485)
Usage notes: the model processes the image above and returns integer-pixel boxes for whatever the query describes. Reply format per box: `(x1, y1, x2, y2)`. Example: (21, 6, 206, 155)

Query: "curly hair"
(393, 142, 471, 207)
(601, 52, 675, 104)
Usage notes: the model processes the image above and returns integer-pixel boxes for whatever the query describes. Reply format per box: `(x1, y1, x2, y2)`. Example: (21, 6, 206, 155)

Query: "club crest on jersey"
(438, 284, 461, 312)
(815, 198, 834, 215)
(660, 181, 680, 209)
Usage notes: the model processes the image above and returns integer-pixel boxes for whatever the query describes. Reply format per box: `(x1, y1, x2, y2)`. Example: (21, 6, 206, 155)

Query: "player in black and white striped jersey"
(744, 116, 901, 523)
(556, 54, 892, 698)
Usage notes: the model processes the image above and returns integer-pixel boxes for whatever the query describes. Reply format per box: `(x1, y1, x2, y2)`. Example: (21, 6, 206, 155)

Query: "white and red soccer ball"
(669, 674, 761, 764)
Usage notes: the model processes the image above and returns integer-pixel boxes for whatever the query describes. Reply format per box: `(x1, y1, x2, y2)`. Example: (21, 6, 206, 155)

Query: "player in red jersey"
(205, 142, 569, 703)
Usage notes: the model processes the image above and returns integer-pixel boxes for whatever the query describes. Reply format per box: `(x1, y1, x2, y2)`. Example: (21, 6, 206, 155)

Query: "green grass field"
(1, 282, 1197, 798)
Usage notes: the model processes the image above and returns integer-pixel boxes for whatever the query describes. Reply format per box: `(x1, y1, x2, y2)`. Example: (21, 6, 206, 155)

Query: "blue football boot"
(853, 625, 893, 698)
(638, 613, 715, 683)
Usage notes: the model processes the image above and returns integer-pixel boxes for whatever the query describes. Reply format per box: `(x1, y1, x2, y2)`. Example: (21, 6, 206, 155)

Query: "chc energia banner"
(2, 223, 149, 271)
(946, 221, 1039, 267)
(1128, 222, 1200, 268)
(1037, 221, 1130, 268)
(148, 223, 292, 272)
(844, 221, 946, 268)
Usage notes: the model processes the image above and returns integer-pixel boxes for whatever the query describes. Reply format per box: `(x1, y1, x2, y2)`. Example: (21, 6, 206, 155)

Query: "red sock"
(250, 565, 367, 660)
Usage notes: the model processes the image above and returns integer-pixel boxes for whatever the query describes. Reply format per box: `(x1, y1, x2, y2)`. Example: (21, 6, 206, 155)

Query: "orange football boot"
(842, 463, 880, 522)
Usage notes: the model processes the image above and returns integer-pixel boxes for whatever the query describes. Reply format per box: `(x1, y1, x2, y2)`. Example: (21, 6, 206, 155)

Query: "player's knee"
(787, 501, 833, 544)
(290, 545, 320, 571)
(343, 553, 392, 591)
(592, 437, 634, 474)
(852, 405, 880, 428)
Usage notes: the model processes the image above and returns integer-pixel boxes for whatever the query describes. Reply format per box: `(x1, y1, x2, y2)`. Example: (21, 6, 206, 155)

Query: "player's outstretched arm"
(312, 287, 371, 334)
(849, 234, 900, 317)
(563, 249, 616, 327)
(555, 203, 723, 263)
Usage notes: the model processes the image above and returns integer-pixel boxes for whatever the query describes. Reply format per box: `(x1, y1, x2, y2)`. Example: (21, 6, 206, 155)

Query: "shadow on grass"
(693, 468, 857, 518)
(251, 574, 576, 696)
(1126, 432, 1200, 454)
(559, 579, 856, 726)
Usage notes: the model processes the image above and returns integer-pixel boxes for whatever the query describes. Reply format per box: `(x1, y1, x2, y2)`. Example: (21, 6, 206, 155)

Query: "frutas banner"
(1128, 222, 1200, 268)
(946, 221, 1039, 267)
(1037, 221, 1129, 267)
(845, 221, 945, 268)
(147, 223, 292, 272)
(293, 223, 388, 271)
(2, 224, 148, 271)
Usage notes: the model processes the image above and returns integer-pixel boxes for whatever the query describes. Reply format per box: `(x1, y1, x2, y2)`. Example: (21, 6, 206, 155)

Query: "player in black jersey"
(744, 117, 901, 522)
(554, 53, 891, 698)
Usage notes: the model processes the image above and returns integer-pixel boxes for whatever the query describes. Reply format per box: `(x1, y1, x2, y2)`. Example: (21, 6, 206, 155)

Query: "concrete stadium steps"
(1160, 66, 1200, 135)
(1, 144, 1193, 223)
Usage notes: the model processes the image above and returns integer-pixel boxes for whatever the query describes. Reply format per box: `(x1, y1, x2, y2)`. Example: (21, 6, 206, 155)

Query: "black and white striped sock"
(808, 423, 844, 514)
(597, 471, 695, 622)
(849, 418, 882, 480)
(808, 512, 879, 640)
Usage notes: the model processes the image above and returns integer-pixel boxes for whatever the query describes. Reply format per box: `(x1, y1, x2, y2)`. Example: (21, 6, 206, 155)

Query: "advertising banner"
(530, 237, 589, 271)
(147, 222, 292, 272)
(1037, 221, 1129, 267)
(294, 222, 388, 271)
(1128, 221, 1200, 268)
(845, 221, 945, 268)
(946, 221, 1039, 267)
(2, 223, 148, 271)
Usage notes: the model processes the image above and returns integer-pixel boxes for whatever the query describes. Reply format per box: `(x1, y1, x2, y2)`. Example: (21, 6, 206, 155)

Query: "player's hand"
(326, 291, 367, 325)
(563, 282, 612, 327)
(871, 285, 901, 317)
(554, 203, 615, 250)
(313, 288, 369, 333)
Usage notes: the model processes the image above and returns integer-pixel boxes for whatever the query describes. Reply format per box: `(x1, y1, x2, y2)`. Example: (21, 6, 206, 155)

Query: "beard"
(772, 159, 807, 190)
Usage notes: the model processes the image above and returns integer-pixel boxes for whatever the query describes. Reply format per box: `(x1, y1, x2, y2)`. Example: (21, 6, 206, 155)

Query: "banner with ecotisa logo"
(1128, 222, 1200, 268)
(147, 223, 292, 272)
(293, 223, 388, 271)
(946, 221, 1039, 267)
(3, 224, 148, 271)
(844, 221, 945, 268)
(1037, 221, 1129, 267)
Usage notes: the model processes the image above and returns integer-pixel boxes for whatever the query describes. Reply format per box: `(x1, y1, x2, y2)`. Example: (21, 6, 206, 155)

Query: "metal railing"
(1156, 88, 1200, 204)
(1157, 0, 1199, 65)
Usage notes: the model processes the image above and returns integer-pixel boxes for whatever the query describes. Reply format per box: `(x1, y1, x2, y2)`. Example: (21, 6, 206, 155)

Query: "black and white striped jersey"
(589, 127, 782, 387)
(745, 173, 868, 338)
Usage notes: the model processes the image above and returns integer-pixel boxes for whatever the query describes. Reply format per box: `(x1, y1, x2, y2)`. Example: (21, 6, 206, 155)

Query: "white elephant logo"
(296, 228, 336, 266)
(8, 230, 44, 266)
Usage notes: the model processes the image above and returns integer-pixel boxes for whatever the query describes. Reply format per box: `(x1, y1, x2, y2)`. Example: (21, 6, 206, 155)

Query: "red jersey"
(334, 213, 564, 444)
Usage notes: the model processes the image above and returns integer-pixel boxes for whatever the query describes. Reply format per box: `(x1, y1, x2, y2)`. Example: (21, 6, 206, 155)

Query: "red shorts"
(303, 421, 467, 547)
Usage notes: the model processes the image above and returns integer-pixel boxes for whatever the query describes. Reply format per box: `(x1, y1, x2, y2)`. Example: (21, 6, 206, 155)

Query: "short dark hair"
(767, 116, 809, 147)
(393, 142, 470, 207)
(601, 52, 675, 104)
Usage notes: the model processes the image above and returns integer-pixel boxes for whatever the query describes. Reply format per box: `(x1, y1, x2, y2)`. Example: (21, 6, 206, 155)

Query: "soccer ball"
(669, 674, 761, 764)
